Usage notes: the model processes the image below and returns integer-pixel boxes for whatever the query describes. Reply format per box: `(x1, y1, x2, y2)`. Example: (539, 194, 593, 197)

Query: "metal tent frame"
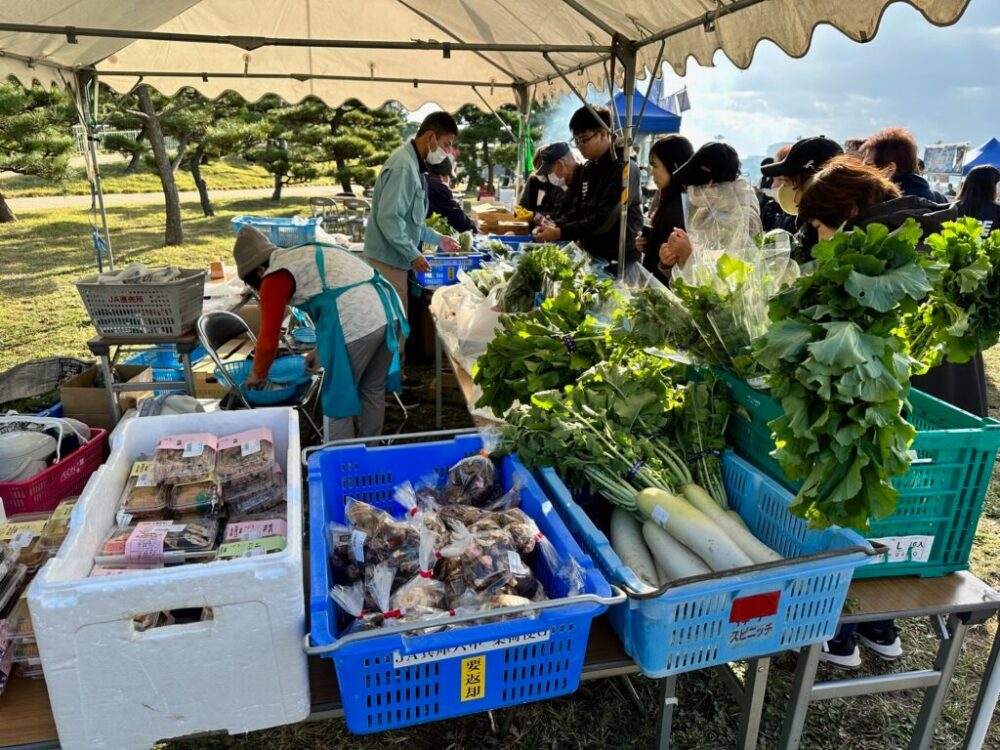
(0, 0, 972, 272)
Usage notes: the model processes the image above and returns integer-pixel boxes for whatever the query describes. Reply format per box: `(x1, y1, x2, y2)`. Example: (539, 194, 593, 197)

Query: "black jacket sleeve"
(426, 178, 477, 234)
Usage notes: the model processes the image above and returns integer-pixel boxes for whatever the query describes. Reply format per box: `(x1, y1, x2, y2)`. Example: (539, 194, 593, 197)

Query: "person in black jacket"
(424, 156, 477, 234)
(955, 165, 1000, 234)
(637, 135, 694, 284)
(524, 143, 578, 226)
(760, 136, 844, 259)
(860, 127, 941, 202)
(533, 106, 643, 271)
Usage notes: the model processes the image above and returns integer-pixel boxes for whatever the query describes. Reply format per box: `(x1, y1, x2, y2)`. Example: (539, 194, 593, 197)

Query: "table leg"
(98, 353, 121, 424)
(180, 351, 196, 397)
(909, 614, 969, 750)
(962, 618, 1000, 750)
(654, 675, 678, 750)
(434, 333, 443, 430)
(738, 657, 770, 750)
(777, 642, 822, 750)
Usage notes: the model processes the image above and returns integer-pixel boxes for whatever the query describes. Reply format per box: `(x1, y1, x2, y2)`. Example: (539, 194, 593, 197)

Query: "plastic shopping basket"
(415, 254, 486, 288)
(0, 428, 106, 515)
(75, 270, 206, 338)
(306, 431, 616, 734)
(714, 369, 1000, 579)
(538, 451, 874, 678)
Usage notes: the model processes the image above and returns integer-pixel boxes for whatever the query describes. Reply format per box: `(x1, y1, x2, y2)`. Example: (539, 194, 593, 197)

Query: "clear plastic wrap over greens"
(668, 182, 797, 377)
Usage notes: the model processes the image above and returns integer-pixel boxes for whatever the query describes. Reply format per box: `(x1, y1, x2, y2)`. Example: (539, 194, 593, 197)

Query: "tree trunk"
(483, 141, 494, 192)
(124, 124, 147, 175)
(190, 148, 214, 217)
(0, 193, 17, 223)
(336, 158, 352, 194)
(171, 137, 189, 174)
(271, 172, 283, 202)
(138, 85, 183, 246)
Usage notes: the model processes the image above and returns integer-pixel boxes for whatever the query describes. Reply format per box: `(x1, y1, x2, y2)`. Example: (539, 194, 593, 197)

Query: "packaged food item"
(0, 514, 48, 551)
(169, 476, 220, 517)
(95, 519, 220, 566)
(389, 525, 447, 612)
(38, 498, 77, 551)
(216, 428, 275, 484)
(12, 640, 42, 677)
(150, 433, 218, 484)
(3, 594, 34, 643)
(443, 435, 501, 506)
(118, 457, 166, 519)
(0, 542, 16, 581)
(225, 464, 285, 515)
(0, 565, 27, 615)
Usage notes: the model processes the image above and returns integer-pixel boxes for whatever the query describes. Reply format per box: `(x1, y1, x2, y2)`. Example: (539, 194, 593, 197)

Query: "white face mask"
(426, 135, 449, 165)
(548, 168, 567, 191)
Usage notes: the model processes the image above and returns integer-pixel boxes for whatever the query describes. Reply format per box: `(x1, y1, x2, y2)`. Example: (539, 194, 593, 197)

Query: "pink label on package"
(156, 433, 218, 454)
(224, 518, 287, 542)
(219, 428, 273, 452)
(124, 522, 179, 564)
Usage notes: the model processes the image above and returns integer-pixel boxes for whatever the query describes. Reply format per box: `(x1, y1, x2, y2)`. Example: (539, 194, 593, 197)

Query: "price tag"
(351, 530, 367, 563)
(867, 535, 935, 565)
(241, 439, 261, 457)
(651, 506, 670, 528)
(506, 550, 529, 576)
(51, 502, 75, 521)
(216, 536, 286, 560)
(0, 520, 46, 541)
(124, 522, 176, 564)
(182, 441, 205, 458)
(9, 530, 34, 551)
(224, 519, 287, 543)
(115, 509, 134, 528)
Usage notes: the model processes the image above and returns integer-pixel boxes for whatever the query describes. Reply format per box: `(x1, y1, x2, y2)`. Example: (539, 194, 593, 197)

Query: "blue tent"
(963, 138, 1000, 175)
(606, 91, 681, 134)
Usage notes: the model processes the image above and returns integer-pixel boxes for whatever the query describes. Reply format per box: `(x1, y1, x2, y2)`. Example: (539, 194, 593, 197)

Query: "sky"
(647, 0, 1000, 161)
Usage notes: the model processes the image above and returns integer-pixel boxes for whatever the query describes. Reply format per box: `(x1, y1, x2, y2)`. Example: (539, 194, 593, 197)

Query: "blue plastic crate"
(231, 215, 321, 248)
(125, 345, 207, 396)
(414, 253, 486, 288)
(307, 433, 611, 734)
(538, 452, 874, 678)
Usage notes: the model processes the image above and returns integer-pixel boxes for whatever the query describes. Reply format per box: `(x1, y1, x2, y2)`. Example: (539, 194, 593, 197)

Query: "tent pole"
(513, 84, 530, 203)
(76, 70, 114, 271)
(616, 41, 637, 279)
(541, 52, 612, 135)
(635, 41, 666, 127)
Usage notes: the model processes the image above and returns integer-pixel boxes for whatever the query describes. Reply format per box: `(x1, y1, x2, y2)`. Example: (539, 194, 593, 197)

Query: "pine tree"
(0, 79, 75, 223)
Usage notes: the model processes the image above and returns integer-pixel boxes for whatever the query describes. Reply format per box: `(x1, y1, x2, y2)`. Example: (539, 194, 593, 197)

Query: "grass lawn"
(1, 200, 999, 749)
(0, 158, 335, 198)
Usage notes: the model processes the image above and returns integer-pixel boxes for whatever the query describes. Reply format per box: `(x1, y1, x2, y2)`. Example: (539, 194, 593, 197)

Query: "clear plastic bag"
(216, 428, 275, 484)
(443, 432, 502, 506)
(389, 524, 447, 611)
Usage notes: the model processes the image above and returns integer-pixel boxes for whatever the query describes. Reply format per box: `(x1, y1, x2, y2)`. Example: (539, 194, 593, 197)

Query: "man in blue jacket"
(364, 111, 460, 321)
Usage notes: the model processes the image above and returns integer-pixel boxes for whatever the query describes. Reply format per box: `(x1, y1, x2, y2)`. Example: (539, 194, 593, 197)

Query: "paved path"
(8, 183, 343, 212)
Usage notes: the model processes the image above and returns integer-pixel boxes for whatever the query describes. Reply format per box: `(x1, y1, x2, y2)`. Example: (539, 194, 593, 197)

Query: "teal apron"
(298, 244, 409, 419)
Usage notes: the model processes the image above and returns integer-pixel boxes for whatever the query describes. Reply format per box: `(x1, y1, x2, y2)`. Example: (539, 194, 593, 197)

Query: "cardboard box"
(60, 365, 154, 432)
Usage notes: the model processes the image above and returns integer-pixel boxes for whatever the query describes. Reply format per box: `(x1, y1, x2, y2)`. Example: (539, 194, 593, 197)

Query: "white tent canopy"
(0, 0, 972, 110)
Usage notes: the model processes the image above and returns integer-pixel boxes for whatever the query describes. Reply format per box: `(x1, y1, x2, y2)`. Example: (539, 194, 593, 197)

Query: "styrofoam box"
(27, 408, 308, 750)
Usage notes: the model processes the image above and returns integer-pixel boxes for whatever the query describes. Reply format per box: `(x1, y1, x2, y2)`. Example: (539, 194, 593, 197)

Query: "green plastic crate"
(713, 369, 1000, 579)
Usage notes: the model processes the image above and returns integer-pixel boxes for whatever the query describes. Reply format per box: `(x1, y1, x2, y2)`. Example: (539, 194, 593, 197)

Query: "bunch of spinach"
(674, 376, 731, 508)
(754, 220, 933, 531)
(906, 218, 1000, 366)
(498, 244, 587, 313)
(472, 285, 619, 416)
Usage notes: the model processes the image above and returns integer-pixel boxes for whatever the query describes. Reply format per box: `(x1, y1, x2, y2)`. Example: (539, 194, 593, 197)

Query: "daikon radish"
(725, 509, 751, 531)
(642, 522, 711, 581)
(636, 488, 754, 571)
(610, 508, 659, 589)
(655, 561, 670, 586)
(682, 484, 782, 564)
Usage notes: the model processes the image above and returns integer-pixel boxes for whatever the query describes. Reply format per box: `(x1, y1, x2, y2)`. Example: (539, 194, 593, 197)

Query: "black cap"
(535, 142, 571, 175)
(673, 142, 741, 187)
(761, 136, 843, 177)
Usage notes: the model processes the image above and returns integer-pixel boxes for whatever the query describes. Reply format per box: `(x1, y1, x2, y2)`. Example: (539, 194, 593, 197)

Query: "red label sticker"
(729, 591, 781, 624)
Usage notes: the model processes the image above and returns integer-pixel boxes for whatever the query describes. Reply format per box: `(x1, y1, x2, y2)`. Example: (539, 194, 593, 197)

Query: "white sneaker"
(818, 640, 862, 669)
(858, 631, 903, 661)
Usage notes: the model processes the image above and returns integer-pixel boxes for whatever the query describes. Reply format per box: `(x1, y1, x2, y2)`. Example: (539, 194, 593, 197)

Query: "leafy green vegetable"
(754, 220, 932, 531)
(473, 284, 619, 415)
(498, 244, 585, 313)
(458, 231, 473, 254)
(674, 376, 730, 508)
(425, 212, 452, 236)
(905, 218, 1000, 366)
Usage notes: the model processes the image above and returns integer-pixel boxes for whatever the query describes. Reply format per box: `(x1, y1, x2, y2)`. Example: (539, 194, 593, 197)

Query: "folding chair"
(308, 196, 338, 232)
(196, 310, 323, 440)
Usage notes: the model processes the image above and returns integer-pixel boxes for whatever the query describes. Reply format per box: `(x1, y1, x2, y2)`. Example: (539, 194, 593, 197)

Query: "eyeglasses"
(573, 132, 599, 147)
